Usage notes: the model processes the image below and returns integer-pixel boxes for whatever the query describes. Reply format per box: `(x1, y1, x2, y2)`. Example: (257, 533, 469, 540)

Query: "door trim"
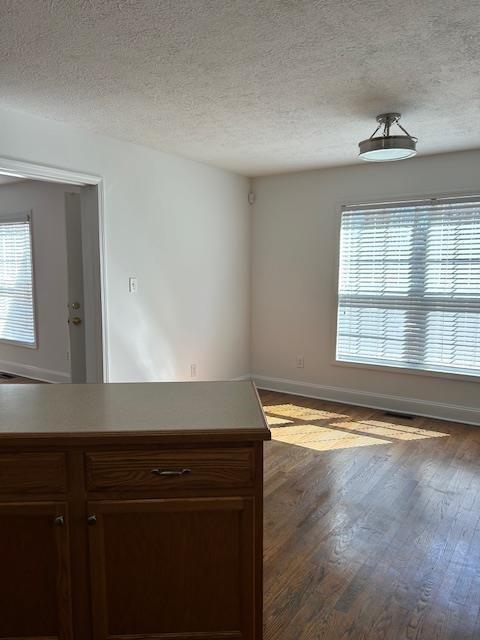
(0, 156, 109, 382)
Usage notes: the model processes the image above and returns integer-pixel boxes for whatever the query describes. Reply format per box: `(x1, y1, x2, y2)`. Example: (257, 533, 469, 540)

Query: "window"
(336, 197, 480, 378)
(0, 212, 36, 346)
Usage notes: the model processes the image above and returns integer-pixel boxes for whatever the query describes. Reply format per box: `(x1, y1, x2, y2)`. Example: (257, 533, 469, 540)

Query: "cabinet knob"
(54, 515, 65, 527)
(151, 468, 192, 477)
(87, 514, 97, 525)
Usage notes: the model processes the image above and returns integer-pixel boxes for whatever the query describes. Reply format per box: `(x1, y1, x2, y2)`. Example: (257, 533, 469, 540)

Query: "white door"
(65, 192, 86, 383)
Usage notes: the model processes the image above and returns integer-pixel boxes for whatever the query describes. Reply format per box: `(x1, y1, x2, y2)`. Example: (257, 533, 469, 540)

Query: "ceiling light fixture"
(359, 113, 417, 162)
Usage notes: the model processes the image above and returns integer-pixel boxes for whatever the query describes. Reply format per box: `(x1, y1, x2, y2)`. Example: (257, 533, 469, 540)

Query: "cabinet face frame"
(0, 501, 73, 640)
(86, 497, 255, 640)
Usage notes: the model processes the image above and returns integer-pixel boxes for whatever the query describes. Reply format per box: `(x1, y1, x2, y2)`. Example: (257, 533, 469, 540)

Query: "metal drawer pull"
(151, 468, 192, 477)
(54, 515, 65, 527)
(87, 514, 97, 525)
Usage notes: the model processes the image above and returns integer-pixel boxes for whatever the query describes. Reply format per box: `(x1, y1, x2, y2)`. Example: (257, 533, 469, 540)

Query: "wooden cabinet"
(0, 502, 72, 640)
(85, 447, 255, 493)
(0, 381, 269, 640)
(0, 452, 67, 495)
(88, 497, 254, 639)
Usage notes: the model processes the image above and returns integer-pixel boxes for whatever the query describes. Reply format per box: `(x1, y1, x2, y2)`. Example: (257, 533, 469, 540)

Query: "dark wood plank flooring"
(261, 390, 480, 640)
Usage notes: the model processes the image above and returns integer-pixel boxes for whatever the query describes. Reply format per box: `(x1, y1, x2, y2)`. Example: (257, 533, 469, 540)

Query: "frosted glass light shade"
(359, 135, 417, 162)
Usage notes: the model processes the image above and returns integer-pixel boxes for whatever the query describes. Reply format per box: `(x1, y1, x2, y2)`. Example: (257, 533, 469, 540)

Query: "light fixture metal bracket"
(373, 113, 417, 141)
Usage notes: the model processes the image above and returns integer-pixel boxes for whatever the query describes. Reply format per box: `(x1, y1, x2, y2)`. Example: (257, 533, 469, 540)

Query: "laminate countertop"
(0, 380, 270, 445)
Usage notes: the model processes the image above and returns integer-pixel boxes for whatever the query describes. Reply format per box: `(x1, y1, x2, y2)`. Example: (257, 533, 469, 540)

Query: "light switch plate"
(129, 277, 138, 294)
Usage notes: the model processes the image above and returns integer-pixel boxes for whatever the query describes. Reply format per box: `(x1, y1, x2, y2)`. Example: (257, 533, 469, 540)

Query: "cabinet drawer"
(86, 448, 254, 492)
(0, 452, 67, 495)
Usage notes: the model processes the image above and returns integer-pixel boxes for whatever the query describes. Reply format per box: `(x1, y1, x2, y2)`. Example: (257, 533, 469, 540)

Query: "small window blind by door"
(336, 197, 480, 377)
(0, 212, 36, 346)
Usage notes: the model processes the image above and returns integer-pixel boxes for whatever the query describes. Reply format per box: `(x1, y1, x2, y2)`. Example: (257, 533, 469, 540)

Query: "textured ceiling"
(0, 0, 479, 175)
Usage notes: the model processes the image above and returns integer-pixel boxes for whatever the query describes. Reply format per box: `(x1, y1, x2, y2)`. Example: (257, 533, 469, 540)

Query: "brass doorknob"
(71, 317, 82, 326)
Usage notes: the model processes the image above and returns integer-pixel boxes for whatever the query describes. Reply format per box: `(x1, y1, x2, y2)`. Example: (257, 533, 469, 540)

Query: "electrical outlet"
(296, 355, 304, 368)
(190, 363, 197, 378)
(128, 277, 138, 293)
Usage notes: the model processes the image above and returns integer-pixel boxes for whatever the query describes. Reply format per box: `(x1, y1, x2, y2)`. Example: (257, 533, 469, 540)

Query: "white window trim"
(0, 210, 37, 349)
(331, 191, 480, 382)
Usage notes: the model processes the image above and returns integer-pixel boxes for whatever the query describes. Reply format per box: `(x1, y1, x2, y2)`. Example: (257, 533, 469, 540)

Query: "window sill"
(332, 359, 480, 384)
(0, 338, 37, 349)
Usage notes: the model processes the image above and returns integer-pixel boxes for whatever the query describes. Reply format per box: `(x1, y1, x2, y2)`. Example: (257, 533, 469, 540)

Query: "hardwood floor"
(261, 390, 480, 640)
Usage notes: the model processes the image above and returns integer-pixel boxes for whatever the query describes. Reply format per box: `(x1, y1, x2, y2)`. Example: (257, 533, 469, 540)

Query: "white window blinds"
(0, 213, 36, 346)
(336, 197, 480, 377)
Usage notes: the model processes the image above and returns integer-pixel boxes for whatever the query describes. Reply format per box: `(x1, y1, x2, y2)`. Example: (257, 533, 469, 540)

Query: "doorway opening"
(0, 159, 106, 383)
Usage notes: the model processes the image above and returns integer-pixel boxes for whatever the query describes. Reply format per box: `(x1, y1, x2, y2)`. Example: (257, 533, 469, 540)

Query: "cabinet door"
(0, 502, 72, 640)
(88, 497, 254, 640)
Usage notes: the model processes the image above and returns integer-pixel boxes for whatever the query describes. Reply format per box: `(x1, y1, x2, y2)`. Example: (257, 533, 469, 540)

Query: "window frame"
(0, 210, 38, 349)
(332, 192, 480, 383)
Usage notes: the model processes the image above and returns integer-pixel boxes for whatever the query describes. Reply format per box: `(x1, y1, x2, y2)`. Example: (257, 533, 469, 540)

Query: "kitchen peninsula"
(0, 380, 270, 640)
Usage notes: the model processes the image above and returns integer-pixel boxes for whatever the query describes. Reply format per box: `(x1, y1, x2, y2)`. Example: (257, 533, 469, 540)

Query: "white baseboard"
(0, 359, 71, 384)
(252, 374, 480, 426)
(230, 374, 253, 381)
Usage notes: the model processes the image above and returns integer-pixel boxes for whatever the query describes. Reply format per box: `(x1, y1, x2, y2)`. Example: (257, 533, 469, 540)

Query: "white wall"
(0, 180, 72, 382)
(251, 150, 480, 424)
(0, 107, 250, 382)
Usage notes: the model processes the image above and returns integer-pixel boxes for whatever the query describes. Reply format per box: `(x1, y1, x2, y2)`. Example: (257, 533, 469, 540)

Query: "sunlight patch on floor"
(264, 403, 349, 422)
(342, 418, 450, 441)
(266, 415, 294, 427)
(270, 423, 388, 450)
(264, 403, 450, 451)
